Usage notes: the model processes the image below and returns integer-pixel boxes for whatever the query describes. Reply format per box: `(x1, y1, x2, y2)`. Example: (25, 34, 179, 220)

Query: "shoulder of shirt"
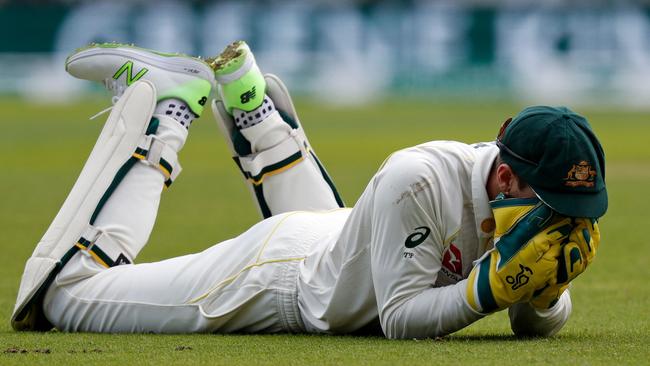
(378, 140, 497, 179)
(389, 140, 490, 165)
(375, 142, 472, 193)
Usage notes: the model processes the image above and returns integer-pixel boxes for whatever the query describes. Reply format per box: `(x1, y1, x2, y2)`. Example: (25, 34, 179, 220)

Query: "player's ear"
(495, 163, 515, 195)
(497, 163, 536, 198)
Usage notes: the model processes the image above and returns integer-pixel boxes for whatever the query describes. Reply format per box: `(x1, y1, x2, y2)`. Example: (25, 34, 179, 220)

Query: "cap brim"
(532, 185, 608, 218)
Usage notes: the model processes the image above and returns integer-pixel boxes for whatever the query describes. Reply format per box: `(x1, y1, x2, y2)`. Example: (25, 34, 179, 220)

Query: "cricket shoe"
(66, 42, 215, 117)
(207, 40, 308, 155)
(207, 40, 266, 115)
(208, 41, 345, 216)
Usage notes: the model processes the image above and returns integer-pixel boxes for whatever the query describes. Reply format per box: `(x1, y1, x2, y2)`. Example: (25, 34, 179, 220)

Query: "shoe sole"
(66, 43, 215, 86)
(206, 41, 255, 84)
(207, 40, 244, 72)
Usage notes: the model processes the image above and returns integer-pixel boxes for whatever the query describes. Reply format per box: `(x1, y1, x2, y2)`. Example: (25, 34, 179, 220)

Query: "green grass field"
(1, 97, 649, 365)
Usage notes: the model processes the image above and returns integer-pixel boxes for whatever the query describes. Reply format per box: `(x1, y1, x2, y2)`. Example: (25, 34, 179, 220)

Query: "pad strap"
(134, 135, 182, 187)
(235, 130, 306, 186)
(75, 226, 131, 268)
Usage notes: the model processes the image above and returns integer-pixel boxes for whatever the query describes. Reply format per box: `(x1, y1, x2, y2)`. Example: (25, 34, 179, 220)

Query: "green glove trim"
(495, 203, 554, 270)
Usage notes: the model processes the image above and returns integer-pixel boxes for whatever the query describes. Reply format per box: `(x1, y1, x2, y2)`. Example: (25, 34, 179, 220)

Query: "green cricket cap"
(496, 106, 607, 218)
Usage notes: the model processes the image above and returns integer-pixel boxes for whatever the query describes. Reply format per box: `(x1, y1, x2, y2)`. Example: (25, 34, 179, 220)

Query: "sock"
(232, 95, 276, 129)
(155, 99, 195, 129)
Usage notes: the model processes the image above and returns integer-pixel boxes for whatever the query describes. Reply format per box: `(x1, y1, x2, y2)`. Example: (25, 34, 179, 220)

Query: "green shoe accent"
(219, 70, 266, 113)
(157, 79, 212, 117)
(207, 41, 266, 113)
(112, 61, 149, 86)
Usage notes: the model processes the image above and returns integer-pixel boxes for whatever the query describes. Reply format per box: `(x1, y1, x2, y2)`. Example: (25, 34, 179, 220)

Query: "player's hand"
(529, 283, 570, 310)
(466, 200, 572, 314)
(558, 218, 599, 283)
(530, 218, 600, 309)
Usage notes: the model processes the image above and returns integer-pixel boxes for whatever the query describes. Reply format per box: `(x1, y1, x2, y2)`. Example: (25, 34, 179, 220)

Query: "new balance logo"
(240, 86, 256, 104)
(113, 61, 149, 86)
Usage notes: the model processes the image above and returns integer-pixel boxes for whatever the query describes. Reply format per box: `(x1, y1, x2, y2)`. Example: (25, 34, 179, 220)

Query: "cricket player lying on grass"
(11, 41, 606, 339)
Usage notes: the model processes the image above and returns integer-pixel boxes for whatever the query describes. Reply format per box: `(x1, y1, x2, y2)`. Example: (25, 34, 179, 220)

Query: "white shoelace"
(89, 79, 125, 120)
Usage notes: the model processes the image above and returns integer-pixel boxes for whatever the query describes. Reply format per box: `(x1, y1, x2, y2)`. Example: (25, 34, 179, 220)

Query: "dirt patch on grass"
(4, 347, 51, 354)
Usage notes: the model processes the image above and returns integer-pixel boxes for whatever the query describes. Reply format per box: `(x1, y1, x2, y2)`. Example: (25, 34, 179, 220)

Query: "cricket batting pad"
(12, 80, 182, 331)
(212, 74, 343, 218)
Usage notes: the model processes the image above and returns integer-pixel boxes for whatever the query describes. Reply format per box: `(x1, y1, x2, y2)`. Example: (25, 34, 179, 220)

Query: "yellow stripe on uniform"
(255, 211, 303, 261)
(158, 165, 171, 179)
(75, 242, 110, 268)
(187, 209, 349, 305)
(186, 257, 306, 304)
(87, 250, 110, 268)
(247, 156, 305, 186)
(133, 152, 173, 181)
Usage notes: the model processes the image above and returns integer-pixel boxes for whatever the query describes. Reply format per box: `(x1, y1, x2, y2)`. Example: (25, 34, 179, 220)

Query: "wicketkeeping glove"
(530, 218, 600, 309)
(466, 198, 572, 314)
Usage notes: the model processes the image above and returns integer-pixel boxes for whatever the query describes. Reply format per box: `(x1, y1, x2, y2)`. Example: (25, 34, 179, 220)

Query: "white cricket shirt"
(297, 141, 571, 338)
(298, 141, 571, 338)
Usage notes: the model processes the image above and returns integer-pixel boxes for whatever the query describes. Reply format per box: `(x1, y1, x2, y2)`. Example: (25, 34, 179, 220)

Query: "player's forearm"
(508, 289, 572, 337)
(381, 279, 484, 339)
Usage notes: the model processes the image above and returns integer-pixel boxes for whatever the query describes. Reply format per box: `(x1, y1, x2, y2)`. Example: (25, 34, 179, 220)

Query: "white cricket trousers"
(43, 129, 344, 333)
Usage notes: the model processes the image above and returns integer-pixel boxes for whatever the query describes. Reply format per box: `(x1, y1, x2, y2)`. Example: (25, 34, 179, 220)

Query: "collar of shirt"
(470, 142, 499, 257)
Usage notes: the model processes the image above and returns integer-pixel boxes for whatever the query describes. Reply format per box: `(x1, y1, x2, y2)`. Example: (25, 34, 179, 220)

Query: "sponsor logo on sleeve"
(440, 243, 463, 282)
(404, 226, 431, 248)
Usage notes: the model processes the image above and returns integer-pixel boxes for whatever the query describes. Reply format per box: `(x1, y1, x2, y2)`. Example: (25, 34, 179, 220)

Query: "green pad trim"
(90, 117, 159, 225)
(489, 197, 539, 209)
(13, 245, 81, 330)
(231, 128, 252, 156)
(146, 117, 160, 135)
(89, 156, 139, 225)
(278, 110, 299, 129)
(309, 151, 344, 208)
(476, 257, 497, 313)
(233, 157, 271, 218)
(77, 237, 118, 267)
(159, 158, 173, 176)
(278, 110, 343, 206)
(246, 151, 303, 184)
(494, 203, 554, 270)
(253, 183, 272, 218)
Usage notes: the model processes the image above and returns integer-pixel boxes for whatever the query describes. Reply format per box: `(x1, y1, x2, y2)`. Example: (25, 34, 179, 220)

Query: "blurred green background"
(4, 1, 650, 106)
(1, 97, 648, 364)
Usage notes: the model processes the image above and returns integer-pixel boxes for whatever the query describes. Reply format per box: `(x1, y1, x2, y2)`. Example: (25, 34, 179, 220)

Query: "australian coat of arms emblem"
(564, 160, 597, 187)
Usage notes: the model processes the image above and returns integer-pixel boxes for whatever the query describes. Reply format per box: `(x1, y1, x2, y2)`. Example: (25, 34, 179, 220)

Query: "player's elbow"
(381, 303, 444, 340)
(381, 307, 410, 339)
